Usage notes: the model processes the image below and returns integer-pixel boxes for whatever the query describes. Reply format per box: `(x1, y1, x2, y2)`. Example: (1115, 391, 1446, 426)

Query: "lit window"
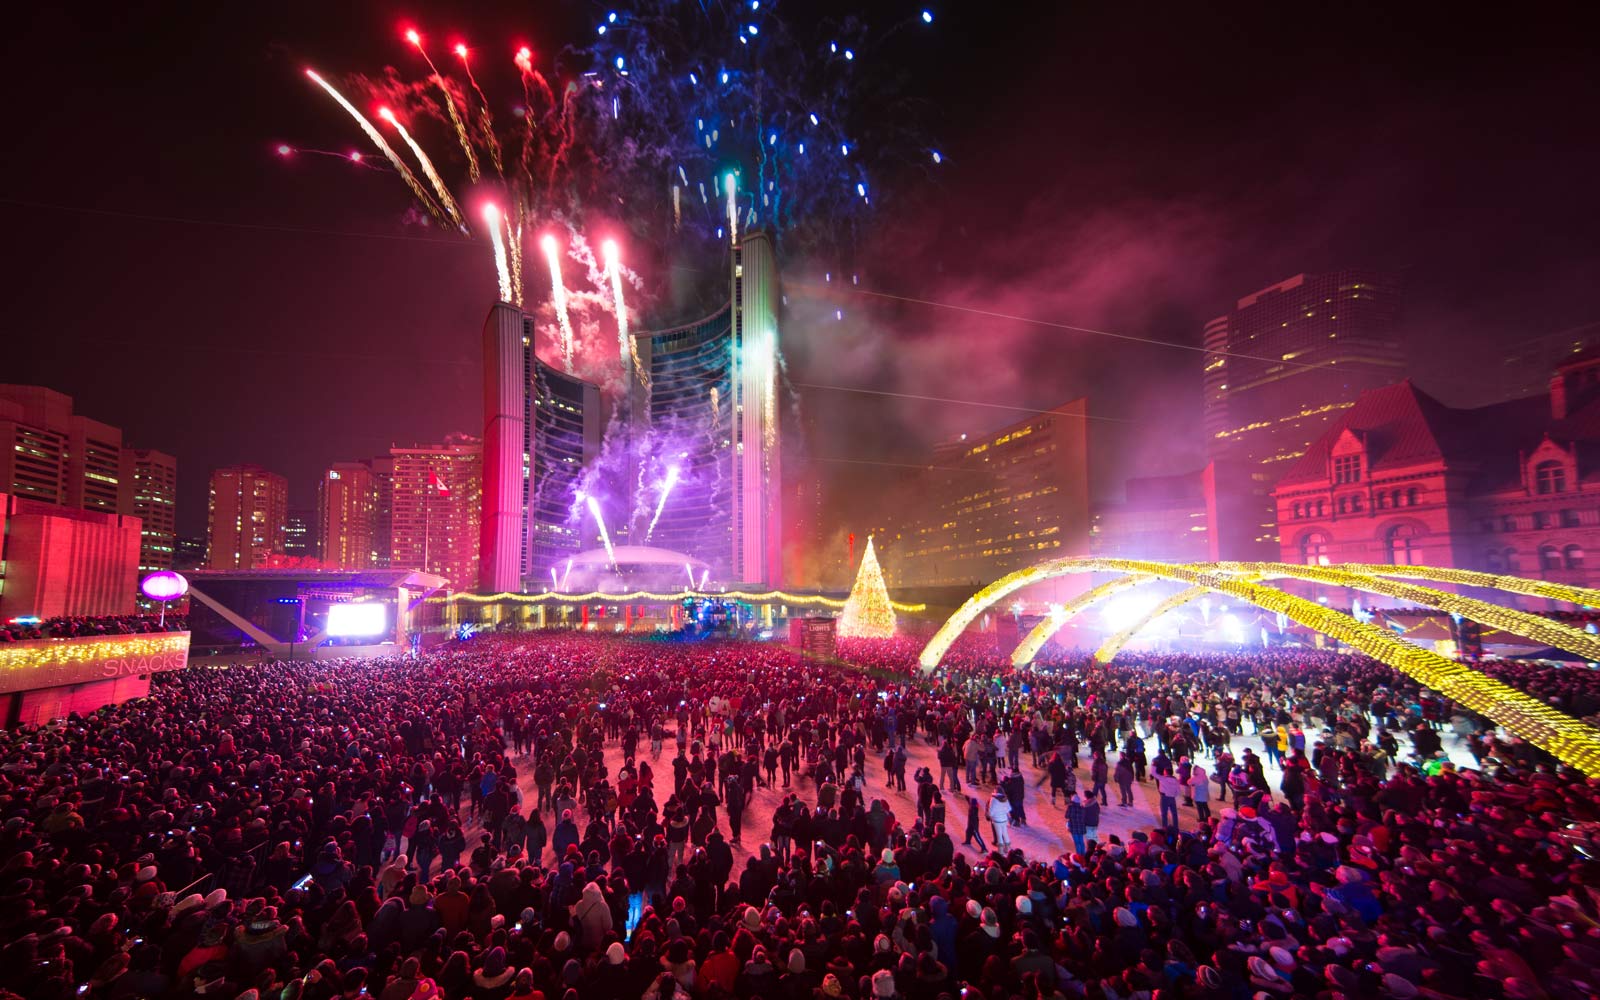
(1387, 524, 1423, 565)
(1300, 531, 1330, 566)
(1535, 460, 1566, 495)
(1332, 454, 1361, 485)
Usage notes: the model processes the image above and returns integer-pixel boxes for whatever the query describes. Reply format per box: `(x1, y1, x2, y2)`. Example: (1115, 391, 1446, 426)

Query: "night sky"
(5, 1, 1597, 540)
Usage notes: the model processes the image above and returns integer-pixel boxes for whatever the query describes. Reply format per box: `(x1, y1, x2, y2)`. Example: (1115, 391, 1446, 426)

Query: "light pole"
(140, 571, 189, 629)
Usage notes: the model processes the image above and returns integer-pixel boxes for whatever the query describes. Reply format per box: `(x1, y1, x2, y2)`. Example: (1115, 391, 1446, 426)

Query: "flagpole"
(423, 470, 431, 574)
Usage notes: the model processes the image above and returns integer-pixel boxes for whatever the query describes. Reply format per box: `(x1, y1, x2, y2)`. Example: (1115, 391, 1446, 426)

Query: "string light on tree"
(839, 536, 897, 638)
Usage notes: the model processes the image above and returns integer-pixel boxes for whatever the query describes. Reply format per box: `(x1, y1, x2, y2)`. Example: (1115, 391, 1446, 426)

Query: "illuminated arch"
(1212, 562, 1600, 662)
(1010, 574, 1155, 666)
(1008, 561, 1600, 667)
(1332, 563, 1600, 609)
(1093, 585, 1212, 663)
(920, 557, 1600, 773)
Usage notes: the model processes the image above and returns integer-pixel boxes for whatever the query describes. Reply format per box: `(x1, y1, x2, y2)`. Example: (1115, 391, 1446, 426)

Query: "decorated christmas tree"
(839, 535, 897, 638)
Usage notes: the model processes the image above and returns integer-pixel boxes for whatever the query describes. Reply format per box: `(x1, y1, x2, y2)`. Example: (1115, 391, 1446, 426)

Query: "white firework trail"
(482, 204, 512, 302)
(303, 69, 446, 224)
(377, 107, 466, 230)
(541, 235, 576, 372)
(602, 240, 645, 384)
(586, 496, 618, 568)
(646, 466, 681, 541)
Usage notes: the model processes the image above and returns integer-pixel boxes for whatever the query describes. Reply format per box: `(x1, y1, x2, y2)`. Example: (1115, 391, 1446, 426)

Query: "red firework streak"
(848, 532, 855, 567)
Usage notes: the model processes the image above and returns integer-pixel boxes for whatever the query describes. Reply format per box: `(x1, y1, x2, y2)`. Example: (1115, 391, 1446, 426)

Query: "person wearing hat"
(870, 968, 899, 999)
(572, 881, 614, 951)
(471, 946, 516, 1000)
(736, 945, 777, 998)
(873, 849, 901, 885)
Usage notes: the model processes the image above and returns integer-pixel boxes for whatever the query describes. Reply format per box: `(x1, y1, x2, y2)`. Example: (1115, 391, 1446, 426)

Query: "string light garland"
(433, 588, 925, 613)
(1337, 563, 1600, 609)
(1011, 574, 1154, 666)
(839, 536, 897, 638)
(1213, 562, 1600, 662)
(921, 557, 1600, 774)
(1094, 585, 1213, 663)
(0, 633, 191, 695)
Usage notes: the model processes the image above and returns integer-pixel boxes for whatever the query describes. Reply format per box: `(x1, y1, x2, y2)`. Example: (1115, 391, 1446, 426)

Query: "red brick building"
(1273, 353, 1600, 595)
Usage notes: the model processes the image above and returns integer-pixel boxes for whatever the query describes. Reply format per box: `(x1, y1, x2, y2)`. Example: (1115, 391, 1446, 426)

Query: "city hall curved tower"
(481, 230, 783, 592)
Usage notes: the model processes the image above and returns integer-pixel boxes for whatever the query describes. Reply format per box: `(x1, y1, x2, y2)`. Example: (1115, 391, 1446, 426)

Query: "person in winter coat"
(1114, 756, 1136, 806)
(1189, 764, 1212, 821)
(1090, 752, 1109, 805)
(572, 880, 614, 951)
(525, 808, 547, 864)
(987, 789, 1012, 849)
(1066, 795, 1089, 855)
(552, 809, 580, 860)
(962, 794, 987, 852)
(588, 941, 634, 1000)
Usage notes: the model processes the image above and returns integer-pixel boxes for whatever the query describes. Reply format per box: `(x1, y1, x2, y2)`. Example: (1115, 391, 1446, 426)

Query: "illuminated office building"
(119, 449, 177, 572)
(391, 436, 481, 591)
(890, 399, 1091, 588)
(206, 465, 288, 570)
(318, 462, 379, 569)
(1202, 271, 1406, 557)
(284, 509, 316, 560)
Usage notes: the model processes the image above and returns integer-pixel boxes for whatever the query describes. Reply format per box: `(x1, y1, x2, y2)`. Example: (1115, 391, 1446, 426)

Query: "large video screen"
(326, 603, 387, 637)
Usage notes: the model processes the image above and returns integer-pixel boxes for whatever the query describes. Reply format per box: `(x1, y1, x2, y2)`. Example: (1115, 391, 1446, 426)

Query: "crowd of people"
(0, 631, 1596, 1000)
(1, 613, 190, 642)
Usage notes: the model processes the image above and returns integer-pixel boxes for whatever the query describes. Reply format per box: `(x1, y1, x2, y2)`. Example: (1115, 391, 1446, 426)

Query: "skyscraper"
(481, 305, 603, 593)
(119, 449, 177, 572)
(480, 229, 784, 591)
(283, 509, 316, 560)
(1202, 271, 1406, 557)
(889, 398, 1092, 588)
(206, 465, 289, 569)
(0, 385, 129, 513)
(728, 231, 784, 586)
(318, 462, 379, 569)
(630, 308, 735, 575)
(391, 436, 481, 590)
(370, 455, 394, 569)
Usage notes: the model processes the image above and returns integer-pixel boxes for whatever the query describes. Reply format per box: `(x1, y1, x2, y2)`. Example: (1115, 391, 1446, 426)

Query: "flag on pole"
(428, 469, 450, 496)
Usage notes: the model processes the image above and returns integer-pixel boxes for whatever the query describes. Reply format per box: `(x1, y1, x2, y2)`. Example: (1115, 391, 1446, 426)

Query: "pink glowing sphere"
(140, 571, 189, 602)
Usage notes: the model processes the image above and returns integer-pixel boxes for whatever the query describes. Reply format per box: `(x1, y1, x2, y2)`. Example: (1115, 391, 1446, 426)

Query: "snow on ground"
(483, 712, 1478, 871)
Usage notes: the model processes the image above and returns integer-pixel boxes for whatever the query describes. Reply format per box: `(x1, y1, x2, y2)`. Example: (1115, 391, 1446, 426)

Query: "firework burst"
(291, 4, 937, 368)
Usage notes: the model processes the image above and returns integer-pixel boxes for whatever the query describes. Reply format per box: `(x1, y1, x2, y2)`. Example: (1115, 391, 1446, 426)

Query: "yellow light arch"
(920, 557, 1600, 773)
(1010, 574, 1154, 666)
(1093, 585, 1212, 663)
(1212, 562, 1600, 661)
(1333, 563, 1600, 609)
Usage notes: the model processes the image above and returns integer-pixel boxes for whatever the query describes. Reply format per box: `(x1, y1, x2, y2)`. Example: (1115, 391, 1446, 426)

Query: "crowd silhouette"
(0, 632, 1595, 1000)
